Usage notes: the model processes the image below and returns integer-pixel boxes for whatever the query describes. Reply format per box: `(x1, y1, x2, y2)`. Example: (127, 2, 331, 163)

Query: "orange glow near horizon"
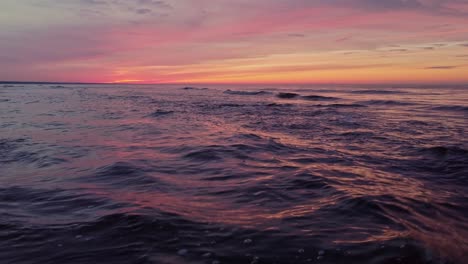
(105, 43, 468, 85)
(111, 79, 146, 84)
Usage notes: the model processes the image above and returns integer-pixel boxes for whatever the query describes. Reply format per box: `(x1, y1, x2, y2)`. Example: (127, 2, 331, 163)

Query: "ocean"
(1, 84, 467, 264)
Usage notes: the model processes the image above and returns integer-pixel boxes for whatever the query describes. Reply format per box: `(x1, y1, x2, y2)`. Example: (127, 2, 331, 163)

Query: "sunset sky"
(1, 0, 468, 84)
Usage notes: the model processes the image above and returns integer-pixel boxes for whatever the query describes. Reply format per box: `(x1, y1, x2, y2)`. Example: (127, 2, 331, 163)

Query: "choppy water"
(1, 84, 467, 264)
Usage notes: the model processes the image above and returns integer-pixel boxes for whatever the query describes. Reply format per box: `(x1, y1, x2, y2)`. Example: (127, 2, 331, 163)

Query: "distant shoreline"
(0, 81, 110, 85)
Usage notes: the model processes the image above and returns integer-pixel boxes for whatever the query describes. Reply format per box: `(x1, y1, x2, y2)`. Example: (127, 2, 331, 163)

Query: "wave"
(432, 105, 468, 112)
(0, 186, 128, 223)
(217, 103, 244, 108)
(181, 86, 208, 90)
(350, 90, 408, 94)
(81, 162, 162, 188)
(359, 100, 412, 106)
(265, 103, 293, 107)
(0, 210, 453, 264)
(293, 88, 341, 93)
(301, 95, 338, 101)
(181, 137, 300, 163)
(399, 120, 432, 126)
(324, 103, 367, 108)
(276, 92, 300, 99)
(0, 212, 204, 264)
(341, 131, 375, 138)
(227, 91, 339, 101)
(411, 146, 468, 182)
(419, 146, 468, 158)
(147, 110, 174, 117)
(183, 148, 227, 161)
(0, 138, 67, 168)
(101, 112, 124, 120)
(223, 89, 271, 95)
(285, 172, 338, 192)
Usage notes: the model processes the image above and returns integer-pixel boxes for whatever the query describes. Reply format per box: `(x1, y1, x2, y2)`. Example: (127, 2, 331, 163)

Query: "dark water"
(1, 84, 467, 264)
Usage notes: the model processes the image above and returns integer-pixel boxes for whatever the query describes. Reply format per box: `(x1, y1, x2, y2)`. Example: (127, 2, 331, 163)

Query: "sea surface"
(1, 84, 467, 264)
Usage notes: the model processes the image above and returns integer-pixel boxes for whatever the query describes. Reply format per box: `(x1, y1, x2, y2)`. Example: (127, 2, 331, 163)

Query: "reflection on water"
(0, 84, 467, 264)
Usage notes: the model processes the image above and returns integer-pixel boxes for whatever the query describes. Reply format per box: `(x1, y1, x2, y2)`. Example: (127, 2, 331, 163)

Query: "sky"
(1, 0, 468, 84)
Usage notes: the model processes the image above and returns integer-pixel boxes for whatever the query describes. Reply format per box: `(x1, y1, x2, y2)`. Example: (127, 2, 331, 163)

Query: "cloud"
(60, 0, 173, 17)
(425, 65, 458, 69)
(78, 0, 170, 7)
(80, 0, 107, 5)
(136, 8, 152, 14)
(288, 33, 306, 38)
(388, 49, 409, 52)
(336, 36, 352, 42)
(345, 0, 422, 10)
(137, 0, 171, 8)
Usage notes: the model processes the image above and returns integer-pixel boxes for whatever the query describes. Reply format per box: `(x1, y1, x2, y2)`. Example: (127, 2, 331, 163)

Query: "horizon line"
(1, 80, 468, 87)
